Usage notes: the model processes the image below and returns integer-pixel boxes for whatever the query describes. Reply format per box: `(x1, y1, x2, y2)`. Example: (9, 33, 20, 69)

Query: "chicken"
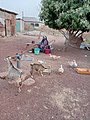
(49, 54, 60, 60)
(58, 65, 64, 74)
(68, 60, 77, 68)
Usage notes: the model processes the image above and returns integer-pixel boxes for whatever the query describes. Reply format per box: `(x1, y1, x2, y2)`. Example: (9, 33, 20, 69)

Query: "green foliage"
(40, 0, 90, 32)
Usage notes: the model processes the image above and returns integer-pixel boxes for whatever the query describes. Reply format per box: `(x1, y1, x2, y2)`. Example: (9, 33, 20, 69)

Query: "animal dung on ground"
(68, 60, 77, 68)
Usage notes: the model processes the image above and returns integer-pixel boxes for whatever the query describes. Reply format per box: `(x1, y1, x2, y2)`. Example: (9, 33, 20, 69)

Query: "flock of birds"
(49, 54, 77, 74)
(58, 60, 77, 74)
(38, 53, 78, 74)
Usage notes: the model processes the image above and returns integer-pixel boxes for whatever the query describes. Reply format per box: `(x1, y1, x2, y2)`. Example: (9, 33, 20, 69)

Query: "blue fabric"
(39, 38, 48, 52)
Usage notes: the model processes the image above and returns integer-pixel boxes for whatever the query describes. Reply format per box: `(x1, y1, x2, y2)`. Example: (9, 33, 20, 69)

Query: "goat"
(4, 56, 23, 92)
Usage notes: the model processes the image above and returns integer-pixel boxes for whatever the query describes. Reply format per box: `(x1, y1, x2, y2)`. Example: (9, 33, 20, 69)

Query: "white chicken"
(49, 54, 60, 60)
(68, 60, 77, 68)
(58, 65, 64, 74)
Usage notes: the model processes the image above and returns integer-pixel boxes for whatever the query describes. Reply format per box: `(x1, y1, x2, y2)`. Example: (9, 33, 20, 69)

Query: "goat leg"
(16, 77, 22, 92)
(30, 70, 34, 78)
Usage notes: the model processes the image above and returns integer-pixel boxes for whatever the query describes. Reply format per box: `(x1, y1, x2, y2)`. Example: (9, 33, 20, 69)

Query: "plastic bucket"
(44, 48, 50, 54)
(34, 48, 40, 55)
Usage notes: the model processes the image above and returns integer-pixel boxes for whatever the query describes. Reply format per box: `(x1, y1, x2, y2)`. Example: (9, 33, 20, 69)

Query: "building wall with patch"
(0, 10, 17, 37)
(24, 21, 34, 31)
(0, 18, 5, 37)
(24, 21, 44, 31)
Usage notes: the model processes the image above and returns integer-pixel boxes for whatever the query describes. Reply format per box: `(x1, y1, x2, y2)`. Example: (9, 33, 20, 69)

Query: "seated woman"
(38, 36, 49, 52)
(32, 36, 50, 53)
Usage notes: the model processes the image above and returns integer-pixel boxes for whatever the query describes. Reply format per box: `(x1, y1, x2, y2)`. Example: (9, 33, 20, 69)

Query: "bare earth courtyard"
(0, 32, 90, 120)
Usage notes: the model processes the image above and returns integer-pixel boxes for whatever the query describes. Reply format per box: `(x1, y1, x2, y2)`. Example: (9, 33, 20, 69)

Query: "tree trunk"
(60, 30, 84, 51)
(69, 31, 83, 47)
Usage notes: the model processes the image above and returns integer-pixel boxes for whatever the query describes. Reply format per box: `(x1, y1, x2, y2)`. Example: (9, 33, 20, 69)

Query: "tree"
(40, 0, 90, 47)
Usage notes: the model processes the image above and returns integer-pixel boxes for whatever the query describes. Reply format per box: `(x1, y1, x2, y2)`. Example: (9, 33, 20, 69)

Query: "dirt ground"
(0, 32, 90, 120)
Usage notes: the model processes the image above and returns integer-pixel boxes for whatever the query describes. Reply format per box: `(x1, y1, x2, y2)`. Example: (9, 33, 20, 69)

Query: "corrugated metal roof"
(0, 8, 18, 15)
(23, 17, 39, 22)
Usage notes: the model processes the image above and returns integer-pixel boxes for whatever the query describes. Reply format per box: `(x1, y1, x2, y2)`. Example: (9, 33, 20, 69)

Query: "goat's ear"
(5, 56, 12, 61)
(4, 56, 9, 60)
(9, 56, 12, 59)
